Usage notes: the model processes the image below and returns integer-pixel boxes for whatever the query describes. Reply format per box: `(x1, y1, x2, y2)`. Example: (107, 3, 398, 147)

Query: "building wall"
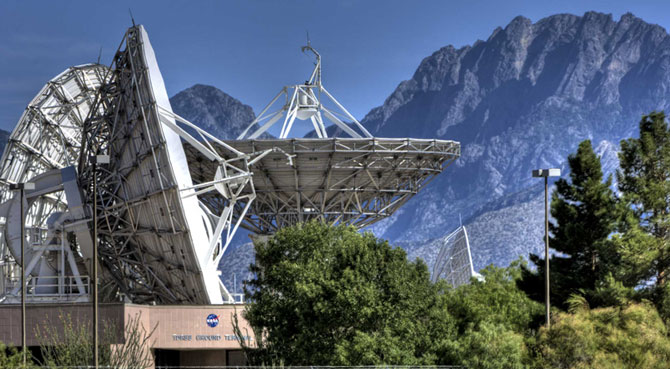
(0, 303, 125, 346)
(0, 303, 254, 368)
(136, 304, 253, 350)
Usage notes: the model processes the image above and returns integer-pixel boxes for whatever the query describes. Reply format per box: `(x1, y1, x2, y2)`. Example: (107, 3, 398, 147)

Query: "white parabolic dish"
(0, 64, 108, 302)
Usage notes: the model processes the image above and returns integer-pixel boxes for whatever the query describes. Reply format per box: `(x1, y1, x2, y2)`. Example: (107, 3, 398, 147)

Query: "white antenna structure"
(237, 43, 372, 139)
(431, 226, 483, 287)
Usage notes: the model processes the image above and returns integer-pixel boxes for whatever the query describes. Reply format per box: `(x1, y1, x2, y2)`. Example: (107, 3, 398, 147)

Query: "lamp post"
(9, 181, 35, 367)
(532, 168, 560, 328)
(91, 154, 109, 369)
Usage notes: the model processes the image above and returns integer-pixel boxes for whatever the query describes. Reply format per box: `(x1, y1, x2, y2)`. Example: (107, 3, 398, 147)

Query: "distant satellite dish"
(431, 226, 483, 287)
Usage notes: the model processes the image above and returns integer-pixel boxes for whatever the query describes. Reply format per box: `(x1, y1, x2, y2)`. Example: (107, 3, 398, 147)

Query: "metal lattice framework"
(187, 138, 459, 234)
(431, 226, 481, 287)
(78, 25, 270, 304)
(237, 43, 372, 140)
(193, 42, 461, 234)
(0, 64, 109, 302)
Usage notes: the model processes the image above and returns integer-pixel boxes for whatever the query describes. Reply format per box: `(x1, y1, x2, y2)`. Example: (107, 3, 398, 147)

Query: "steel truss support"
(185, 137, 460, 235)
(78, 25, 281, 304)
(0, 64, 108, 303)
(237, 44, 372, 140)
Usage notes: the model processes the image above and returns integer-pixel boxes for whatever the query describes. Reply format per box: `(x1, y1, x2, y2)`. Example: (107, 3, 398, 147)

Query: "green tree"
(519, 140, 618, 308)
(455, 322, 526, 369)
(534, 301, 670, 368)
(241, 220, 455, 365)
(239, 222, 568, 368)
(449, 261, 544, 333)
(437, 262, 543, 369)
(617, 111, 670, 288)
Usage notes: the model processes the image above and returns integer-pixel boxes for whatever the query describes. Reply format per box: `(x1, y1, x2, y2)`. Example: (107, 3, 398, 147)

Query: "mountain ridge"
(363, 11, 670, 271)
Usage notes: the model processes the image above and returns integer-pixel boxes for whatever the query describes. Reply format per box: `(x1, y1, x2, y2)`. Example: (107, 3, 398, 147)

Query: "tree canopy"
(237, 111, 670, 369)
(241, 221, 543, 367)
(242, 221, 446, 365)
(617, 111, 670, 288)
(519, 140, 619, 308)
(534, 300, 670, 368)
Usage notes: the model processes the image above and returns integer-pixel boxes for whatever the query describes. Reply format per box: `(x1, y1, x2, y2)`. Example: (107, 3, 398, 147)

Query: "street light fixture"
(91, 154, 109, 369)
(9, 181, 35, 367)
(532, 168, 560, 329)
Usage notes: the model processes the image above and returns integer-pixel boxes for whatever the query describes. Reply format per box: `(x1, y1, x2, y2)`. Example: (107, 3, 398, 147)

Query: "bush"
(534, 302, 670, 368)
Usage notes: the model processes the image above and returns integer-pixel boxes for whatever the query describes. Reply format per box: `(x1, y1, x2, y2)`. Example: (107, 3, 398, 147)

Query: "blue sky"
(1, 0, 669, 134)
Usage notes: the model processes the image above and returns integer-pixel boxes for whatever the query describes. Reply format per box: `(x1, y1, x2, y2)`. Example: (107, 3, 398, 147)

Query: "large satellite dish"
(187, 42, 460, 234)
(0, 64, 109, 302)
(186, 138, 458, 233)
(78, 25, 274, 304)
(0, 24, 461, 306)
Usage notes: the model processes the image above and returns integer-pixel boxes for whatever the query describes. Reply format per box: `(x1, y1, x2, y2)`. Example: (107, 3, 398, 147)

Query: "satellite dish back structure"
(431, 226, 482, 287)
(78, 25, 269, 304)
(187, 43, 461, 234)
(0, 64, 109, 302)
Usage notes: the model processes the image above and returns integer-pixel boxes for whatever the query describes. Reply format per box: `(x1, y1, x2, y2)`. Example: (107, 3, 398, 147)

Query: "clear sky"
(1, 0, 669, 134)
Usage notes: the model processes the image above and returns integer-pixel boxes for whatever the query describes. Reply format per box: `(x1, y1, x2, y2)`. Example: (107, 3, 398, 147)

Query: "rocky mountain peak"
(170, 84, 256, 140)
(363, 11, 670, 139)
(360, 11, 670, 269)
(504, 15, 532, 34)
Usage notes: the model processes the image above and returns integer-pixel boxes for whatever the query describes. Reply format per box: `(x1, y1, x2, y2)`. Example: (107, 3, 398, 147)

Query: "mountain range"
(170, 11, 670, 292)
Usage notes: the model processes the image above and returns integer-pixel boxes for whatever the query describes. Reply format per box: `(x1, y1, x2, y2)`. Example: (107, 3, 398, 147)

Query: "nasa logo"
(206, 314, 219, 328)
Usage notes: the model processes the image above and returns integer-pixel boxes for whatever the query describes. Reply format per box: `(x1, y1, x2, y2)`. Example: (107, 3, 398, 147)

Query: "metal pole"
(20, 186, 26, 367)
(545, 176, 550, 328)
(93, 160, 99, 369)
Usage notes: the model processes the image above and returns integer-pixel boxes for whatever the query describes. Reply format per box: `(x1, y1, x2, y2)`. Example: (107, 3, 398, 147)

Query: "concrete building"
(0, 303, 252, 368)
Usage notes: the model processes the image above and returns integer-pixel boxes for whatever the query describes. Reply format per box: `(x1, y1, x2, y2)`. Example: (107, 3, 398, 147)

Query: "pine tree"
(617, 111, 670, 287)
(519, 140, 618, 309)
